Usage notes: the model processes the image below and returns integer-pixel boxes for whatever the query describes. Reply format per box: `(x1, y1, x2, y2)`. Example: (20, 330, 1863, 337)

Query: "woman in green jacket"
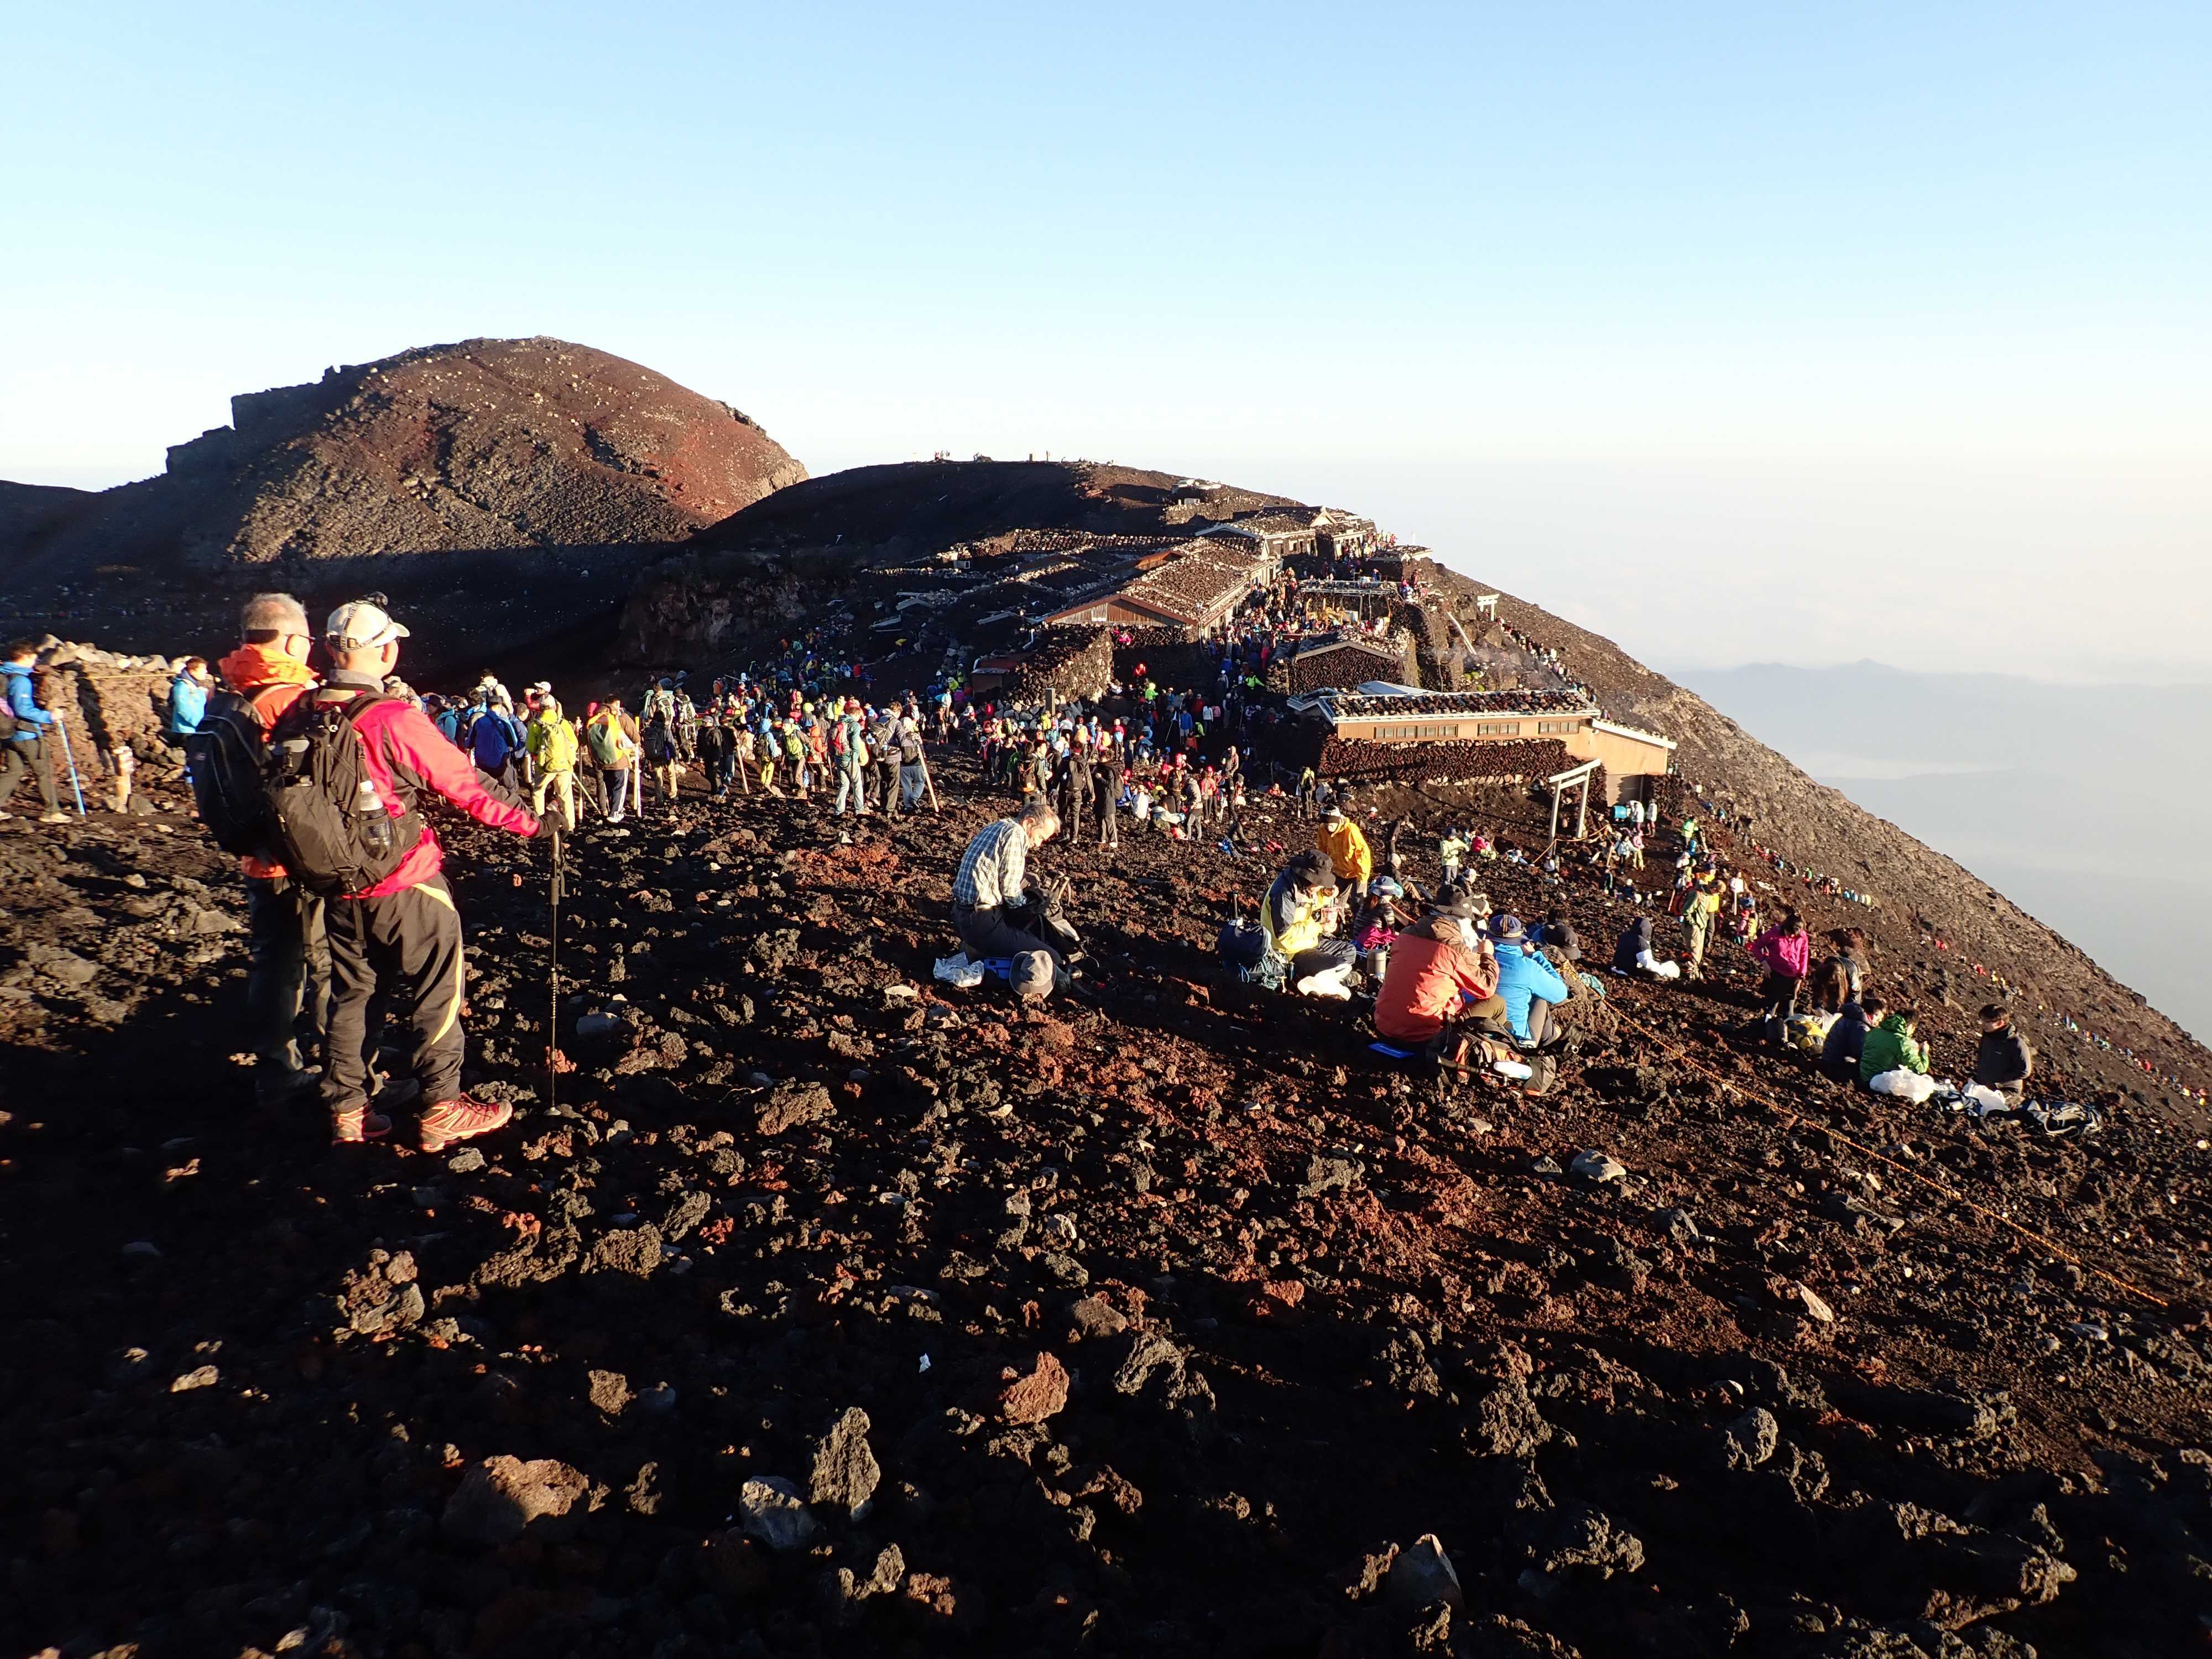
(1858, 1009, 1929, 1087)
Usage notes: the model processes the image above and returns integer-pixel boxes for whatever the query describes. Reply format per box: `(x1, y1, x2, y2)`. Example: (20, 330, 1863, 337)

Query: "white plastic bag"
(933, 952, 984, 989)
(1868, 1068, 1937, 1103)
(1961, 1082, 2016, 1117)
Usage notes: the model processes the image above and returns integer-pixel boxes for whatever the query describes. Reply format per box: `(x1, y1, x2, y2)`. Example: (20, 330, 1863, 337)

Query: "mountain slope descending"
(1430, 572, 2209, 1107)
(0, 337, 806, 590)
(3, 751, 2209, 1659)
(1678, 663, 2212, 1045)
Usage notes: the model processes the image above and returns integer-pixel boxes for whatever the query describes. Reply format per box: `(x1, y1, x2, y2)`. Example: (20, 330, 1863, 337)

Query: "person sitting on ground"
(1611, 914, 1682, 979)
(1374, 886, 1504, 1053)
(1971, 1002, 2034, 1105)
(1858, 1005, 1930, 1088)
(1316, 802, 1373, 899)
(1808, 927, 1870, 1013)
(1261, 849, 1356, 999)
(1491, 914, 1573, 1050)
(1748, 907, 1813, 1037)
(1822, 993, 1884, 1082)
(1353, 878, 1406, 956)
(1531, 907, 1581, 962)
(951, 797, 1067, 966)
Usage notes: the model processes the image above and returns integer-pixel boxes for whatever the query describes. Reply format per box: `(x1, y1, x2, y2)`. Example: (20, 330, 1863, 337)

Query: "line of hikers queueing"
(395, 676, 940, 830)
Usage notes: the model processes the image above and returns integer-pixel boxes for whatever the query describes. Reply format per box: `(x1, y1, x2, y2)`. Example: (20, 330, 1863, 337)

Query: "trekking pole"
(918, 747, 942, 814)
(547, 826, 565, 1115)
(55, 719, 87, 817)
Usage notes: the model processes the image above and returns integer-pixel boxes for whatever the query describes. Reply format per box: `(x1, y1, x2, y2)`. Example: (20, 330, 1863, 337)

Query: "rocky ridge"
(0, 337, 805, 588)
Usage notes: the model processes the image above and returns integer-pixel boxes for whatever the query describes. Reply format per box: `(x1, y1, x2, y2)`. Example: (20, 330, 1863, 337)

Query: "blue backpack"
(471, 710, 517, 770)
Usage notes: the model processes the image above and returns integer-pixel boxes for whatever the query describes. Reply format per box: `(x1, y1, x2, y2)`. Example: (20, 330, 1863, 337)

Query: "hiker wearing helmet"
(293, 601, 551, 1150)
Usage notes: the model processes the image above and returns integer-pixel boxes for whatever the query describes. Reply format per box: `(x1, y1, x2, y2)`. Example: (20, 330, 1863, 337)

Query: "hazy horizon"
(6, 2, 2208, 679)
(1682, 660, 2212, 1045)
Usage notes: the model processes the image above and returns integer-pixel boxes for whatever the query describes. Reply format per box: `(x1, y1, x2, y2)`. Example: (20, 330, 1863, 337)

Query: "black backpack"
(1218, 917, 1269, 970)
(184, 690, 280, 858)
(264, 693, 425, 897)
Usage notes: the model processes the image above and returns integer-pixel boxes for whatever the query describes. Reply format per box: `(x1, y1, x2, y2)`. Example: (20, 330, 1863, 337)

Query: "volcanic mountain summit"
(1, 337, 806, 584)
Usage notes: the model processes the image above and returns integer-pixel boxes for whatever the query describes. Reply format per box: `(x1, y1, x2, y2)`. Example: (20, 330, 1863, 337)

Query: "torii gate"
(1546, 757, 1601, 842)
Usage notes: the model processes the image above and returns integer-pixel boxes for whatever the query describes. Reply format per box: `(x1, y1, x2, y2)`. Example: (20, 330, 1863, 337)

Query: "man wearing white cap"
(298, 599, 552, 1150)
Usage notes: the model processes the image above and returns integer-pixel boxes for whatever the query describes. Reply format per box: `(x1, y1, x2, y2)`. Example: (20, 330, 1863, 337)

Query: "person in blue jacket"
(2, 640, 69, 822)
(431, 696, 466, 747)
(1489, 913, 1572, 1050)
(469, 698, 524, 790)
(166, 657, 213, 738)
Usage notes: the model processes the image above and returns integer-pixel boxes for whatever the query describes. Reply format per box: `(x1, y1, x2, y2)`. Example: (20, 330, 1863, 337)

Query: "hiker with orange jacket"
(216, 593, 330, 1107)
(1374, 888, 1504, 1055)
(294, 601, 551, 1149)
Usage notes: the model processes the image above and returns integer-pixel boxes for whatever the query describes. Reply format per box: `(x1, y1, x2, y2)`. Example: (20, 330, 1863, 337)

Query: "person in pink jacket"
(1748, 907, 1813, 1040)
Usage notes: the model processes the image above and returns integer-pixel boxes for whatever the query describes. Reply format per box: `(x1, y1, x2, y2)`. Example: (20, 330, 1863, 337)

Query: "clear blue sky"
(6, 2, 2207, 674)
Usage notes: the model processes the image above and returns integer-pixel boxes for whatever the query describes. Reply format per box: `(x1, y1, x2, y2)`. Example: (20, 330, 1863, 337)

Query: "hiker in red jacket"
(302, 601, 551, 1149)
(1748, 907, 1813, 1041)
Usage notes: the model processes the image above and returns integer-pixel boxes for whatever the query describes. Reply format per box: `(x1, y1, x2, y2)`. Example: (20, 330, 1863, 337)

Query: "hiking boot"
(419, 1095, 513, 1154)
(332, 1105, 393, 1144)
(255, 1063, 320, 1108)
(39, 811, 70, 824)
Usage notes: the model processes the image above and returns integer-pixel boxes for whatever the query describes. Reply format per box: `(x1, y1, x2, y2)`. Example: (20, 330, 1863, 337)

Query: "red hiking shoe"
(419, 1096, 513, 1154)
(332, 1106, 393, 1144)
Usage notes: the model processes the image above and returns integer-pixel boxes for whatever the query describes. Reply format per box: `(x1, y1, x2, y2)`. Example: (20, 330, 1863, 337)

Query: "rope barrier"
(1602, 1001, 2171, 1311)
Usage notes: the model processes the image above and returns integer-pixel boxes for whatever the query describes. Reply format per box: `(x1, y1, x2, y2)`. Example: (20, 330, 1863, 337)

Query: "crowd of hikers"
(0, 570, 2082, 1150)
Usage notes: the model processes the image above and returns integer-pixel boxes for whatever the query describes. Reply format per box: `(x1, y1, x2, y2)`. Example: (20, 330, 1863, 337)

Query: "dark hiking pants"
(1, 735, 60, 814)
(247, 875, 330, 1072)
(323, 876, 466, 1115)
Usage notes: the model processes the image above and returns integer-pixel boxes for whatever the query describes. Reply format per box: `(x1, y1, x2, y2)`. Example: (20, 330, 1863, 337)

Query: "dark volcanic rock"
(442, 1455, 589, 1547)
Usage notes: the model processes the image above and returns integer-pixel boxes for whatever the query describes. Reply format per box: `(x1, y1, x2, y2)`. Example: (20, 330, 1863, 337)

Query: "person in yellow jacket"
(584, 699, 641, 822)
(1316, 803, 1373, 899)
(526, 695, 581, 830)
(1679, 870, 1723, 979)
(1261, 850, 1356, 997)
